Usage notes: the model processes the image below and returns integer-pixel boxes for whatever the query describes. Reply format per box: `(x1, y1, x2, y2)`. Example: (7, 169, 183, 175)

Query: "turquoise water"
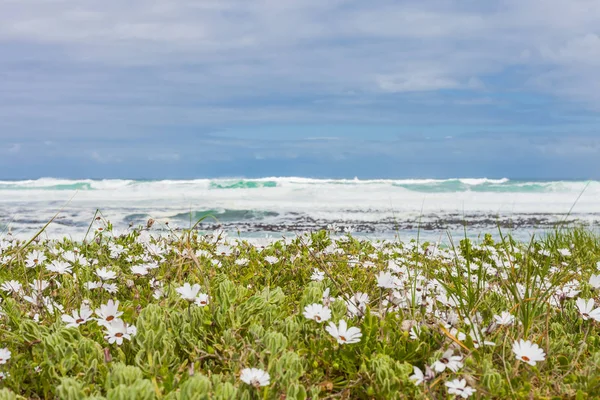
(0, 178, 593, 193)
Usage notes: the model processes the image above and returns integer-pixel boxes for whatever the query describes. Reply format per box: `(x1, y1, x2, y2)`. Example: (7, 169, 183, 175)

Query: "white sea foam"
(0, 178, 599, 240)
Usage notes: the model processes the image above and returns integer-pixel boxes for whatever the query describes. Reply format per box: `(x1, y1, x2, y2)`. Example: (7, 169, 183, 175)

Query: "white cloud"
(0, 0, 600, 126)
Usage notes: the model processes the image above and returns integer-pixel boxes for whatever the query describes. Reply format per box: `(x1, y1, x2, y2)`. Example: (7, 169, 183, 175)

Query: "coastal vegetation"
(1, 219, 600, 399)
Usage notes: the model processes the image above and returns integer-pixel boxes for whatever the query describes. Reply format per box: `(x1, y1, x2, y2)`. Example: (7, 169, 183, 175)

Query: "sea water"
(0, 177, 598, 243)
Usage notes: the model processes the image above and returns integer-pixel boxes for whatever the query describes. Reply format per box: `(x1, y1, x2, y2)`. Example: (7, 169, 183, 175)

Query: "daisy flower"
(130, 265, 149, 276)
(376, 271, 397, 289)
(194, 293, 210, 307)
(493, 311, 515, 326)
(513, 339, 546, 366)
(325, 319, 362, 344)
(95, 300, 123, 328)
(322, 288, 333, 306)
(575, 298, 600, 321)
(30, 280, 50, 292)
(96, 267, 117, 281)
(589, 274, 600, 290)
(558, 248, 571, 257)
(409, 325, 422, 340)
(409, 366, 434, 385)
(303, 303, 332, 323)
(264, 256, 279, 264)
(235, 258, 249, 266)
(61, 250, 81, 264)
(0, 348, 11, 364)
(0, 371, 8, 380)
(153, 287, 165, 300)
(346, 292, 369, 317)
(176, 283, 201, 302)
(25, 251, 47, 268)
(47, 260, 73, 275)
(104, 319, 137, 345)
(240, 368, 270, 387)
(445, 378, 476, 398)
(431, 349, 463, 373)
(1, 280, 22, 294)
(101, 283, 119, 294)
(310, 269, 325, 282)
(61, 305, 94, 328)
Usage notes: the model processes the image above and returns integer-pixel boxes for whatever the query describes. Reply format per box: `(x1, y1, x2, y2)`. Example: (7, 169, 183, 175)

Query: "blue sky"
(1, 0, 600, 179)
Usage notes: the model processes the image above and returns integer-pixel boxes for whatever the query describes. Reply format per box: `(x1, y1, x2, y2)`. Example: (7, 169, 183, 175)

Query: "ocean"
(0, 177, 598, 243)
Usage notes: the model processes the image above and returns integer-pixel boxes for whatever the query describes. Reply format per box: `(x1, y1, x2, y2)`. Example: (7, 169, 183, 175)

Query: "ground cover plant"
(1, 219, 600, 399)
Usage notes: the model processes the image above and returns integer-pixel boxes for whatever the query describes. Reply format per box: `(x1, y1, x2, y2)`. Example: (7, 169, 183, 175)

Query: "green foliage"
(1, 226, 600, 399)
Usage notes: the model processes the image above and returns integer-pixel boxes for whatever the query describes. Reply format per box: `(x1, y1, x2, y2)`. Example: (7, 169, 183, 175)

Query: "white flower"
(145, 243, 165, 257)
(431, 349, 463, 373)
(194, 293, 210, 307)
(108, 243, 125, 258)
(589, 274, 600, 290)
(409, 325, 421, 340)
(264, 256, 279, 264)
(102, 282, 119, 294)
(512, 339, 546, 366)
(445, 378, 476, 398)
(409, 366, 425, 385)
(1, 280, 22, 294)
(47, 260, 73, 275)
(95, 300, 123, 328)
(216, 244, 232, 256)
(376, 271, 397, 289)
(558, 248, 571, 257)
(240, 368, 270, 387)
(575, 298, 600, 321)
(96, 267, 117, 281)
(130, 265, 149, 276)
(25, 251, 47, 268)
(493, 311, 515, 326)
(468, 326, 495, 348)
(556, 280, 581, 299)
(322, 288, 333, 306)
(61, 305, 94, 328)
(104, 319, 136, 345)
(235, 258, 249, 266)
(153, 287, 165, 300)
(143, 262, 160, 270)
(311, 269, 325, 282)
(346, 292, 369, 317)
(0, 348, 11, 364)
(303, 303, 332, 323)
(176, 283, 201, 302)
(30, 280, 50, 292)
(325, 320, 362, 344)
(0, 371, 8, 380)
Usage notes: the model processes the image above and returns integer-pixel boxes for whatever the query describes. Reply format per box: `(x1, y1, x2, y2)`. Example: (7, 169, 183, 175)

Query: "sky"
(1, 0, 600, 179)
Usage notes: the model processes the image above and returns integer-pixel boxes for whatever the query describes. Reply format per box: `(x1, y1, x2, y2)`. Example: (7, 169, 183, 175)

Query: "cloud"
(1, 0, 599, 106)
(1, 0, 600, 179)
